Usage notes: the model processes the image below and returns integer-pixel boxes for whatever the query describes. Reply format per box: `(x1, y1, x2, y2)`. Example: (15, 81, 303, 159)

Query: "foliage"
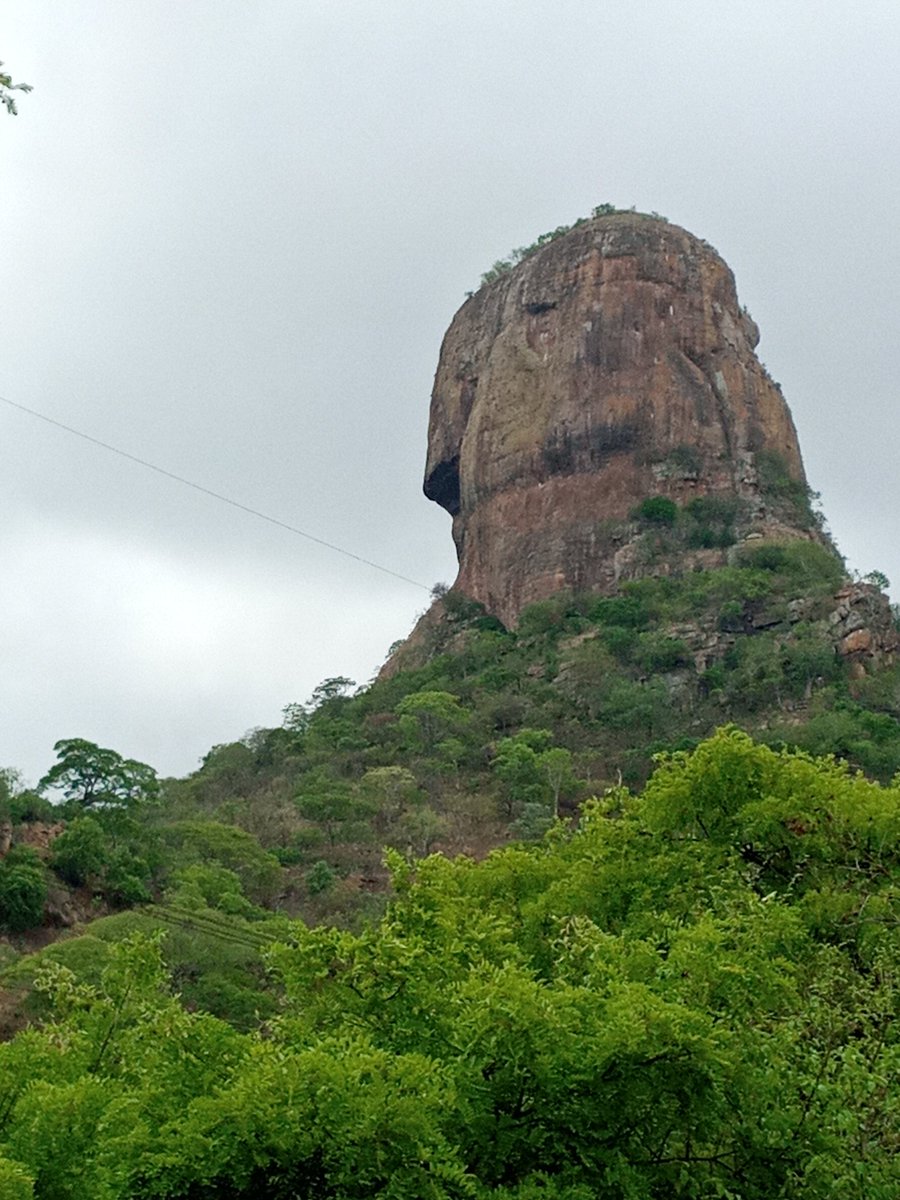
(633, 494, 678, 526)
(737, 538, 845, 593)
(38, 739, 159, 810)
(0, 62, 32, 116)
(3, 736, 900, 1194)
(49, 817, 109, 886)
(305, 859, 336, 895)
(478, 205, 642, 286)
(863, 569, 890, 591)
(0, 772, 54, 826)
(0, 847, 46, 932)
(755, 449, 823, 527)
(158, 821, 283, 905)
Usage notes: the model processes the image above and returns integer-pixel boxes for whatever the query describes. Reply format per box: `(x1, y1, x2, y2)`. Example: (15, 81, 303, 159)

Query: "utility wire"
(0, 392, 432, 592)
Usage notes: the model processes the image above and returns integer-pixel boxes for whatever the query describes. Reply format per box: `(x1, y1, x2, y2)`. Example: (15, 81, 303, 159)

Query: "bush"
(718, 600, 745, 632)
(0, 847, 47, 932)
(635, 634, 692, 673)
(159, 822, 283, 906)
(634, 496, 678, 526)
(738, 540, 845, 593)
(305, 860, 337, 896)
(50, 817, 109, 887)
(101, 849, 152, 907)
(684, 495, 740, 525)
(517, 595, 581, 637)
(590, 595, 648, 629)
(664, 444, 702, 476)
(598, 625, 638, 662)
(442, 590, 487, 623)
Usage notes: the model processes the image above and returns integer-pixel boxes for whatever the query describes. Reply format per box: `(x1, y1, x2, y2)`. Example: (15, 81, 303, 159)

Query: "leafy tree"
(493, 730, 576, 819)
(304, 859, 336, 895)
(863, 569, 890, 591)
(6, 736, 900, 1193)
(159, 820, 283, 904)
(360, 766, 423, 835)
(395, 690, 470, 754)
(393, 806, 448, 856)
(168, 863, 255, 916)
(38, 739, 159, 810)
(493, 729, 552, 815)
(295, 773, 372, 847)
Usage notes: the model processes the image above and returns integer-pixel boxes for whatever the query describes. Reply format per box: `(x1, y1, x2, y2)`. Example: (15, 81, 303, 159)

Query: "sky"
(2, 1, 898, 785)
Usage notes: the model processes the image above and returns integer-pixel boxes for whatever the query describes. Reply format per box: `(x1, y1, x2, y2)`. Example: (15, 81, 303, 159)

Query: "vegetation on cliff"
(1, 547, 898, 1009)
(478, 203, 668, 285)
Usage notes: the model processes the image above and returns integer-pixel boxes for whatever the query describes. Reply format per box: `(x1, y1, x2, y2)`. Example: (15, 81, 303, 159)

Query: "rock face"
(424, 212, 821, 626)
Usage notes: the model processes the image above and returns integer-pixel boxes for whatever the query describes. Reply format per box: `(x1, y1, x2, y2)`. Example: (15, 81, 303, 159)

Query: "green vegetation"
(38, 738, 159, 810)
(1, 732, 900, 1195)
(478, 204, 665, 286)
(633, 495, 678, 526)
(756, 449, 823, 528)
(0, 848, 47, 933)
(0, 62, 31, 117)
(0, 536, 898, 1193)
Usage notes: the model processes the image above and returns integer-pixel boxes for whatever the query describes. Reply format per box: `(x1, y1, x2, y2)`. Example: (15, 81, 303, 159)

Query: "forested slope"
(2, 730, 900, 1196)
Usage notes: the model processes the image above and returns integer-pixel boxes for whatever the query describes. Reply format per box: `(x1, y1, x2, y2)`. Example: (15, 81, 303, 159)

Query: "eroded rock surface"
(425, 212, 821, 626)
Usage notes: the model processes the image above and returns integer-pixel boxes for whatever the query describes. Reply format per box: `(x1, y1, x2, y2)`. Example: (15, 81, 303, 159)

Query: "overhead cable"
(0, 392, 432, 591)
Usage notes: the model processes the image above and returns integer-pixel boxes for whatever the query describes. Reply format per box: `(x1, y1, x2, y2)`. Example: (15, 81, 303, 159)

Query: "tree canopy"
(2, 730, 900, 1196)
(38, 738, 159, 810)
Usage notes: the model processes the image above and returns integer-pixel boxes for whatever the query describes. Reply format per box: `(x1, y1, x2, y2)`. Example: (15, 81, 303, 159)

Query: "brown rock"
(423, 212, 820, 626)
(830, 583, 898, 667)
(14, 821, 66, 857)
(841, 628, 873, 655)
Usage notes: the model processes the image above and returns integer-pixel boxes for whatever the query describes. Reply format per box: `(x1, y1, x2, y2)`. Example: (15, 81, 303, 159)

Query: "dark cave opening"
(424, 455, 461, 516)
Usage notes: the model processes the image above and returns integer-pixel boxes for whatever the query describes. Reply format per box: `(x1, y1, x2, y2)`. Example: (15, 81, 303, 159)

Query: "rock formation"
(424, 212, 821, 626)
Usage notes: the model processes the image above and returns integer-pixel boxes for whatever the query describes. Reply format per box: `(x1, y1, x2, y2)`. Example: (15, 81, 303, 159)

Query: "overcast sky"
(2, 2, 898, 784)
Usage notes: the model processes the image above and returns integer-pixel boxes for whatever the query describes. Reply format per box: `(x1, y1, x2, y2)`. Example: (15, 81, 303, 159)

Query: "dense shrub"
(0, 846, 47, 932)
(50, 817, 109, 887)
(738, 540, 845, 593)
(634, 495, 679, 526)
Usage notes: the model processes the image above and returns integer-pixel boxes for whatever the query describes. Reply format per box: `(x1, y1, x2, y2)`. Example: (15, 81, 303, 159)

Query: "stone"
(423, 212, 823, 627)
(841, 628, 873, 655)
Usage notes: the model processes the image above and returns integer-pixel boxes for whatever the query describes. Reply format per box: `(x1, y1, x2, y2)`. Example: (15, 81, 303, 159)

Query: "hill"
(0, 208, 898, 1196)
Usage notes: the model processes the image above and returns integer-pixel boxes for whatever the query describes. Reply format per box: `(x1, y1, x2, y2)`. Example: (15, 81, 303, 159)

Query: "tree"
(295, 773, 375, 848)
(50, 817, 110, 886)
(360, 766, 423, 835)
(0, 845, 47, 931)
(492, 730, 577, 819)
(395, 691, 469, 754)
(38, 739, 159, 810)
(0, 62, 32, 116)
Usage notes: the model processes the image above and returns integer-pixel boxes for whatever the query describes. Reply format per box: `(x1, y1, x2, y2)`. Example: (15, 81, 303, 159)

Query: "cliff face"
(425, 213, 819, 626)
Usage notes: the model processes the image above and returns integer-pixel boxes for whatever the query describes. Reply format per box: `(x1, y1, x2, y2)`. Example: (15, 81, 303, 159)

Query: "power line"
(0, 392, 432, 592)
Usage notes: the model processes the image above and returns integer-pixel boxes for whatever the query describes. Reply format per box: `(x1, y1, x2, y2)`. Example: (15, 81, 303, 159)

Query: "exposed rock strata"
(424, 212, 821, 626)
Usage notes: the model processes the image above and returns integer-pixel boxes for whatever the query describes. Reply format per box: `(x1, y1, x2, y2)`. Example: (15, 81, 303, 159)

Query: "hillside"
(0, 209, 899, 1196)
(3, 731, 900, 1195)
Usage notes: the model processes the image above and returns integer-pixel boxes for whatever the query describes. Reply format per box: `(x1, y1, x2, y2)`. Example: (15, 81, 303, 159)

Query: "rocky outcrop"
(424, 212, 824, 626)
(830, 583, 899, 675)
(0, 821, 66, 859)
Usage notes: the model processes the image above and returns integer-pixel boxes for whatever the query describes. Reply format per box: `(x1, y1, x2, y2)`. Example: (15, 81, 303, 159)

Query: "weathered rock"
(830, 582, 898, 671)
(424, 212, 822, 626)
(13, 821, 65, 857)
